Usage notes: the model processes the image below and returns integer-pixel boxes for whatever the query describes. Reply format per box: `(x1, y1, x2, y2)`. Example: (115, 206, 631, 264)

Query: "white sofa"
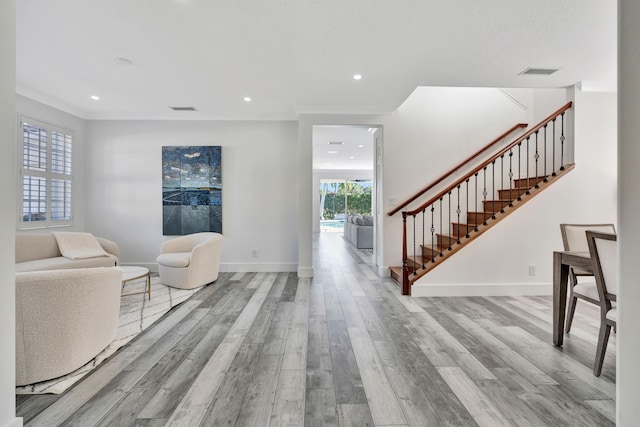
(15, 267, 122, 386)
(156, 232, 223, 289)
(16, 232, 119, 273)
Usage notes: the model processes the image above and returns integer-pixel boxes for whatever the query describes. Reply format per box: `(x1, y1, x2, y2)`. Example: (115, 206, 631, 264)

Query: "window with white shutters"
(19, 117, 73, 228)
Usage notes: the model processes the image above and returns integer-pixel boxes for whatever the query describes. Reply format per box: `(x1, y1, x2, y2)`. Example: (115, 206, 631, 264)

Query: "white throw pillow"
(52, 232, 108, 260)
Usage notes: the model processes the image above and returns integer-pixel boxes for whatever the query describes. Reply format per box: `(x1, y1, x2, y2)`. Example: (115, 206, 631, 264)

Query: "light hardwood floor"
(17, 233, 616, 426)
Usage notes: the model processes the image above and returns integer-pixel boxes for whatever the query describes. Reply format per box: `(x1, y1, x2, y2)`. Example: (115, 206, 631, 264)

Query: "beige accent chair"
(156, 232, 223, 289)
(586, 231, 617, 377)
(560, 223, 616, 333)
(15, 267, 122, 386)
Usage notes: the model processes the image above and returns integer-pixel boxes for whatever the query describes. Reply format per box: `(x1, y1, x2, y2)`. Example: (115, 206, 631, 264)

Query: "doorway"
(312, 125, 380, 266)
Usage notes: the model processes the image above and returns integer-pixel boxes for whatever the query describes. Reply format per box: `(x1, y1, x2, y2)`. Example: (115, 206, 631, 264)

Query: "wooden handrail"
(387, 123, 528, 216)
(405, 101, 572, 217)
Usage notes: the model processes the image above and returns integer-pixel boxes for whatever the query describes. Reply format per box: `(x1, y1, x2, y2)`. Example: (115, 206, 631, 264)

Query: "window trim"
(17, 115, 74, 230)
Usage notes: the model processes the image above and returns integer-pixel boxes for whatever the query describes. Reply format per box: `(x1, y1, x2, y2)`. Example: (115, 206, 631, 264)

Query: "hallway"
(18, 233, 615, 426)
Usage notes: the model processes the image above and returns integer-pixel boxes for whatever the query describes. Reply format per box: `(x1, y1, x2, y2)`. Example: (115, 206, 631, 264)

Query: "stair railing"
(388, 123, 528, 217)
(399, 102, 573, 295)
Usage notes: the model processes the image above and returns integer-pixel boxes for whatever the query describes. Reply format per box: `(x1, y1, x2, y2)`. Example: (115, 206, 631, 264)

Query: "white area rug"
(16, 275, 202, 395)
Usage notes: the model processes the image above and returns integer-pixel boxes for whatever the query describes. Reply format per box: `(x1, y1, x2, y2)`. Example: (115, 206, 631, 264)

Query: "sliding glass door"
(319, 179, 372, 232)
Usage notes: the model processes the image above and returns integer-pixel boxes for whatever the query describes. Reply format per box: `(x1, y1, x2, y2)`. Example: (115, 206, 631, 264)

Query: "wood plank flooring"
(17, 233, 616, 426)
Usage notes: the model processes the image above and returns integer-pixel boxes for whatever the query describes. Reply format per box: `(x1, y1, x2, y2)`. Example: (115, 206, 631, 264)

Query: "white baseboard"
(121, 262, 299, 274)
(1, 418, 23, 427)
(378, 266, 390, 277)
(220, 263, 298, 273)
(297, 266, 314, 278)
(411, 282, 552, 297)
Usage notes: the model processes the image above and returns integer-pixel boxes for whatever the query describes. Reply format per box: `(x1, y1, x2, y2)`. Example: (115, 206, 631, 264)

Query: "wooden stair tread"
(497, 187, 530, 200)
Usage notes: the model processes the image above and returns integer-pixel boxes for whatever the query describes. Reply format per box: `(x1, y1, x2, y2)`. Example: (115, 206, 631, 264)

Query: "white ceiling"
(313, 126, 375, 171)
(16, 1, 616, 121)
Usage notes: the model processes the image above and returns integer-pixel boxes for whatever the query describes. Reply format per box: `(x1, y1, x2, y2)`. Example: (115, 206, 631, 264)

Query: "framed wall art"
(162, 146, 222, 235)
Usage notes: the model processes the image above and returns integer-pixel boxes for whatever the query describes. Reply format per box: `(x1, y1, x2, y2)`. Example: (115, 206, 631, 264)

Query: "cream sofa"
(156, 232, 223, 289)
(15, 267, 122, 386)
(16, 232, 119, 272)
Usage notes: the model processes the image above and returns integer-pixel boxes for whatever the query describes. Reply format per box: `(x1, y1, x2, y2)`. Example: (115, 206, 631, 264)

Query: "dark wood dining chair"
(586, 230, 617, 377)
(560, 223, 616, 333)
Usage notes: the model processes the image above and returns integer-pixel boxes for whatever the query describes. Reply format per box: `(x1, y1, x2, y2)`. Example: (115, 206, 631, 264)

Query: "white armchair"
(156, 232, 223, 289)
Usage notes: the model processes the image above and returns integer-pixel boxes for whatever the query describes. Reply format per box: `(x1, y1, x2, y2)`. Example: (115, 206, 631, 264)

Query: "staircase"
(389, 102, 574, 295)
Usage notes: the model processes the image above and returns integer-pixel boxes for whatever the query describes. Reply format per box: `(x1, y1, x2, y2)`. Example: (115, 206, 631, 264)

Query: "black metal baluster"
(474, 173, 479, 231)
(534, 131, 540, 188)
(421, 209, 425, 269)
(552, 118, 557, 176)
(465, 179, 470, 238)
(491, 160, 496, 220)
(439, 197, 443, 257)
(560, 112, 566, 170)
(412, 215, 416, 276)
(509, 149, 513, 207)
(448, 191, 452, 250)
(430, 205, 435, 262)
(456, 185, 461, 244)
(482, 167, 488, 225)
(517, 142, 522, 200)
(526, 137, 530, 195)
(543, 124, 548, 182)
(500, 155, 505, 213)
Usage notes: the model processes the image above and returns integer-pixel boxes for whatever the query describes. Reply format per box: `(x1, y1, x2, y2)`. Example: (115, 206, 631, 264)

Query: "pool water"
(320, 220, 345, 232)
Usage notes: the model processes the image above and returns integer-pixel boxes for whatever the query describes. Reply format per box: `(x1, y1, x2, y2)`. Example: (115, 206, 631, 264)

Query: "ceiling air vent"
(328, 141, 344, 145)
(170, 106, 198, 111)
(519, 67, 560, 76)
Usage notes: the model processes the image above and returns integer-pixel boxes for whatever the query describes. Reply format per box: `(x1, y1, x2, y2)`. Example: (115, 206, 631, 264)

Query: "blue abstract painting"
(162, 146, 222, 235)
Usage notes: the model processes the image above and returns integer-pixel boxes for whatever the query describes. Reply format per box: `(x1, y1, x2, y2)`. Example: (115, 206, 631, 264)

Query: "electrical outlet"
(528, 265, 536, 276)
(251, 250, 258, 258)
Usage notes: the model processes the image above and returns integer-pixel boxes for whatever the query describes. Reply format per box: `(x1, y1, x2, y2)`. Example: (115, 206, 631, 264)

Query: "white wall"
(0, 1, 21, 425)
(618, 1, 640, 423)
(411, 87, 616, 294)
(15, 95, 87, 232)
(85, 120, 298, 272)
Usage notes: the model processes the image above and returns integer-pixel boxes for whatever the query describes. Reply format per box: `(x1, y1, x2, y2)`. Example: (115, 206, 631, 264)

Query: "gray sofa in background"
(344, 214, 373, 249)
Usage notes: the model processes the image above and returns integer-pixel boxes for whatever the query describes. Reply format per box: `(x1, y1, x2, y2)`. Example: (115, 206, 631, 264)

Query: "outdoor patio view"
(319, 179, 372, 232)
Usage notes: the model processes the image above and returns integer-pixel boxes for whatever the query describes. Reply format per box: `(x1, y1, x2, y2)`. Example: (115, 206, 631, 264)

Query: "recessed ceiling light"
(328, 151, 338, 154)
(349, 156, 355, 159)
(244, 97, 252, 102)
(328, 141, 343, 145)
(353, 74, 362, 80)
(114, 57, 133, 66)
(358, 144, 364, 148)
(90, 95, 100, 101)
